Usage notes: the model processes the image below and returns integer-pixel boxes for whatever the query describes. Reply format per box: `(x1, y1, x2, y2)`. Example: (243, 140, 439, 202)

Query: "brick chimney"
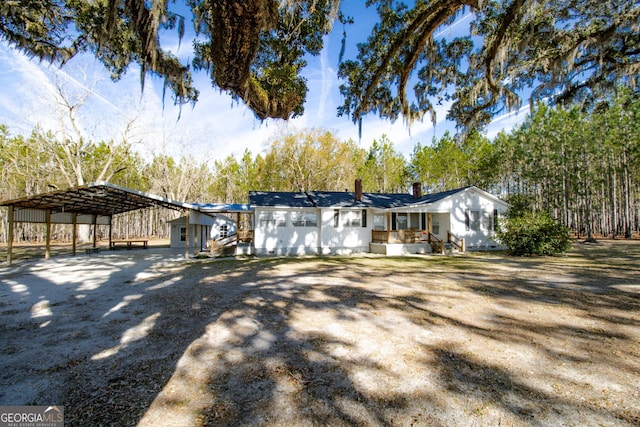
(412, 182, 422, 198)
(355, 178, 363, 201)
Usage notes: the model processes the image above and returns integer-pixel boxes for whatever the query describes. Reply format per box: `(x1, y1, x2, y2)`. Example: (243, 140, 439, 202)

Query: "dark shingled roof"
(249, 187, 471, 209)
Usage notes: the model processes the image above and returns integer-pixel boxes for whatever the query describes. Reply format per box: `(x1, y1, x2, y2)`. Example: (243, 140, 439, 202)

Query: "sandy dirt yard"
(1, 242, 639, 426)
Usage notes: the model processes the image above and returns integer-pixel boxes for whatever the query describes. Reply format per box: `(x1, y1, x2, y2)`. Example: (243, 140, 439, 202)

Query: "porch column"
(184, 209, 190, 259)
(7, 205, 14, 265)
(193, 220, 199, 256)
(45, 209, 51, 260)
(427, 213, 432, 234)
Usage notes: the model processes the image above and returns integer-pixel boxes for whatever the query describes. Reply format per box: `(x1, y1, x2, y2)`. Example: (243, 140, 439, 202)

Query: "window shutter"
(362, 210, 367, 227)
(465, 210, 470, 231)
(334, 209, 339, 227)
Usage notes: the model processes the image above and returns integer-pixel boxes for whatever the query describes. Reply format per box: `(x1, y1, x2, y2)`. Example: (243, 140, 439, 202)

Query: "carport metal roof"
(0, 181, 196, 219)
(1, 182, 203, 265)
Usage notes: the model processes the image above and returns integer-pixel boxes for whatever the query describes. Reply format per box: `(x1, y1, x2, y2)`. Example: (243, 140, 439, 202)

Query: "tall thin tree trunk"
(623, 156, 632, 238)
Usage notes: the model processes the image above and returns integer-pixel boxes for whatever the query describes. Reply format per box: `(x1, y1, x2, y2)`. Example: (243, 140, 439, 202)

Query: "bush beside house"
(496, 195, 571, 256)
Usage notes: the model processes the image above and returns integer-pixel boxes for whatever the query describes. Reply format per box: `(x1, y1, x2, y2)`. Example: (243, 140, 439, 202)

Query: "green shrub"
(496, 211, 571, 256)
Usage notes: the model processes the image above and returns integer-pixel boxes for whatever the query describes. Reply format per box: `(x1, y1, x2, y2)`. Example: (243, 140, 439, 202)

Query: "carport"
(1, 181, 200, 265)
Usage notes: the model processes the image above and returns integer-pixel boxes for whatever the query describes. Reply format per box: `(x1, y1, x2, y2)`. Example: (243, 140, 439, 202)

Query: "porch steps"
(210, 233, 238, 255)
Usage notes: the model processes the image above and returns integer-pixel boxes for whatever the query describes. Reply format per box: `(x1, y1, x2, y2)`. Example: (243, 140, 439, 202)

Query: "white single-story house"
(248, 182, 509, 256)
(169, 210, 237, 250)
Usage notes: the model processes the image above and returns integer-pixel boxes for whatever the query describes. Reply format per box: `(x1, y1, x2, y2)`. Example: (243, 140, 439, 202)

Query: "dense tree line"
(410, 92, 640, 238)
(491, 92, 640, 239)
(0, 125, 405, 243)
(1, 92, 639, 243)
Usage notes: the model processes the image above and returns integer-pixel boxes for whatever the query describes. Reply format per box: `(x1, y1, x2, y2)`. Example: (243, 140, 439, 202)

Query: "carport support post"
(92, 214, 97, 249)
(45, 209, 51, 260)
(7, 205, 14, 265)
(72, 212, 77, 256)
(108, 215, 113, 249)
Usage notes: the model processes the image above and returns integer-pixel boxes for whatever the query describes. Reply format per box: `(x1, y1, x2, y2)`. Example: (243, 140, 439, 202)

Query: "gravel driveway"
(1, 242, 639, 426)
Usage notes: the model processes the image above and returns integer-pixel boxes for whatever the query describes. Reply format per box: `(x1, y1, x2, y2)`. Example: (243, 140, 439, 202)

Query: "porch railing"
(429, 232, 444, 254)
(448, 231, 465, 252)
(372, 229, 428, 243)
(371, 229, 389, 243)
(237, 229, 254, 242)
(371, 229, 465, 253)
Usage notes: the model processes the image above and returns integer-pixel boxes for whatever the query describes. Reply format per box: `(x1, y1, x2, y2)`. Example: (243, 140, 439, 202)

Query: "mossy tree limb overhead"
(1, 1, 638, 126)
(0, 0, 338, 119)
(338, 0, 640, 132)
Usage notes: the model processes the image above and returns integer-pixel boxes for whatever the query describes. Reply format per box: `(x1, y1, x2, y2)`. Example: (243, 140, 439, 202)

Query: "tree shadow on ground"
(2, 245, 639, 426)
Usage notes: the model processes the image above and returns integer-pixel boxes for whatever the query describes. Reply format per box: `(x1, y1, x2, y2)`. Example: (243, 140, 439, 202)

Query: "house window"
(220, 224, 229, 238)
(410, 213, 420, 229)
(397, 213, 408, 230)
(466, 210, 481, 231)
(482, 211, 492, 231)
(432, 218, 440, 235)
(341, 210, 362, 227)
(180, 227, 186, 242)
(493, 209, 499, 232)
(373, 214, 385, 230)
(259, 211, 286, 227)
(292, 211, 318, 227)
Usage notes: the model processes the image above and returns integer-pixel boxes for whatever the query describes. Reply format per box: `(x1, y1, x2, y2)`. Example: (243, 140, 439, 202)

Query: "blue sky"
(0, 3, 528, 162)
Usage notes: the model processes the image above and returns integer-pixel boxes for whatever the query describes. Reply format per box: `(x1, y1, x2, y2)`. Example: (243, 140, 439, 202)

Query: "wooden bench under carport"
(109, 239, 149, 250)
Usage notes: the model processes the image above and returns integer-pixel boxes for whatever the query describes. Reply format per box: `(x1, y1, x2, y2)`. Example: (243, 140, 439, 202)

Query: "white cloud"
(0, 42, 279, 162)
(485, 104, 530, 139)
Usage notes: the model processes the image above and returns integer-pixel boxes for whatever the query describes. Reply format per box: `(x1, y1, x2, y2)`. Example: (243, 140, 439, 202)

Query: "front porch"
(371, 229, 465, 254)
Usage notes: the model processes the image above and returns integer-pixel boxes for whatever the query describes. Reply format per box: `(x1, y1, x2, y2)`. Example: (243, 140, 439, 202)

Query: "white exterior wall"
(253, 208, 321, 256)
(318, 208, 370, 255)
(429, 213, 450, 240)
(170, 222, 209, 249)
(253, 207, 372, 256)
